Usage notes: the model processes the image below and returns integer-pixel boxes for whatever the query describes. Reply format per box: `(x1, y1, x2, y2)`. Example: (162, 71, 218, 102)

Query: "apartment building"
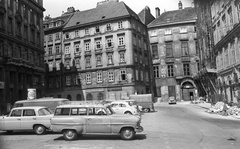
(43, 0, 152, 101)
(148, 1, 198, 101)
(211, 0, 240, 104)
(0, 0, 45, 114)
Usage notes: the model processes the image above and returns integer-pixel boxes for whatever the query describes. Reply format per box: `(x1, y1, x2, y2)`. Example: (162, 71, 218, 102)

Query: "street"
(1, 102, 240, 149)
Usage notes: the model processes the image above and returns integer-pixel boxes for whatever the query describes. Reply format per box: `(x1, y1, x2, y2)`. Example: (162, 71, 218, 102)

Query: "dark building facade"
(148, 1, 199, 102)
(0, 0, 45, 114)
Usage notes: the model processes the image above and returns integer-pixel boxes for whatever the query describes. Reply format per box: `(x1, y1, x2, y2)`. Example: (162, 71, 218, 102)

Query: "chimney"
(178, 1, 183, 9)
(155, 7, 160, 18)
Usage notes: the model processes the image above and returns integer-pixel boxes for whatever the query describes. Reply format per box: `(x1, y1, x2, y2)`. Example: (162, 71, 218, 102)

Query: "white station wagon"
(0, 106, 53, 135)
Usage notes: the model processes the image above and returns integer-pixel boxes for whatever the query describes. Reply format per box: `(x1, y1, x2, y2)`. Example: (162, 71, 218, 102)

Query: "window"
(120, 52, 125, 63)
(106, 38, 113, 48)
(153, 66, 159, 78)
(85, 42, 90, 51)
(65, 60, 70, 69)
(23, 109, 35, 116)
(166, 42, 173, 57)
(86, 73, 91, 84)
(118, 36, 124, 46)
(95, 26, 100, 33)
(48, 47, 53, 55)
(55, 108, 70, 116)
(74, 44, 80, 53)
(66, 76, 71, 86)
(55, 33, 60, 40)
(151, 44, 158, 59)
(183, 63, 190, 76)
(75, 30, 79, 37)
(97, 72, 102, 83)
(10, 109, 22, 117)
(65, 32, 69, 39)
(108, 54, 113, 65)
(86, 57, 91, 68)
(8, 17, 13, 34)
(65, 45, 70, 54)
(106, 23, 112, 31)
(48, 34, 53, 41)
(135, 70, 138, 80)
(96, 55, 102, 66)
(167, 64, 174, 77)
(180, 27, 187, 33)
(95, 40, 102, 49)
(74, 74, 81, 85)
(165, 29, 172, 35)
(75, 58, 81, 68)
(55, 45, 60, 54)
(85, 28, 89, 35)
(56, 60, 61, 71)
(49, 62, 53, 71)
(141, 71, 143, 81)
(118, 21, 123, 29)
(86, 93, 93, 100)
(120, 70, 126, 81)
(97, 93, 104, 101)
(181, 41, 189, 56)
(108, 71, 114, 82)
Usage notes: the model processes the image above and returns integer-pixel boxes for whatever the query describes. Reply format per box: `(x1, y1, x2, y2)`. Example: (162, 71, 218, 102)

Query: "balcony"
(84, 51, 91, 56)
(64, 54, 71, 59)
(117, 44, 126, 52)
(74, 52, 81, 58)
(95, 44, 103, 54)
(106, 42, 114, 53)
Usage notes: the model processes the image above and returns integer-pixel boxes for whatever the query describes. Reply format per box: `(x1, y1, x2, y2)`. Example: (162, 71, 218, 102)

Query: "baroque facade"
(148, 1, 199, 101)
(0, 0, 45, 114)
(43, 0, 153, 101)
(212, 0, 240, 104)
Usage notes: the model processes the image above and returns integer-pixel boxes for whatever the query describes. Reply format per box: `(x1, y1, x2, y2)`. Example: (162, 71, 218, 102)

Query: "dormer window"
(65, 32, 70, 39)
(95, 26, 100, 33)
(180, 27, 187, 33)
(85, 28, 89, 35)
(165, 29, 172, 35)
(106, 23, 112, 31)
(118, 21, 123, 29)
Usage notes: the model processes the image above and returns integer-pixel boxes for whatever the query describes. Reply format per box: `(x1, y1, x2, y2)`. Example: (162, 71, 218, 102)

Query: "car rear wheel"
(34, 125, 46, 135)
(63, 130, 77, 141)
(120, 128, 135, 140)
(143, 108, 150, 113)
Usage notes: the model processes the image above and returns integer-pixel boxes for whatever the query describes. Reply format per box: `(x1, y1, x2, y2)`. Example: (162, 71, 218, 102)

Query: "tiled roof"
(138, 6, 155, 25)
(64, 1, 141, 29)
(148, 7, 197, 28)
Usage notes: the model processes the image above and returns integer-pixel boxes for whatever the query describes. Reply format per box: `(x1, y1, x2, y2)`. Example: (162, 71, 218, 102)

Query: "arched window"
(67, 95, 72, 101)
(97, 92, 104, 100)
(86, 93, 93, 100)
(76, 94, 82, 101)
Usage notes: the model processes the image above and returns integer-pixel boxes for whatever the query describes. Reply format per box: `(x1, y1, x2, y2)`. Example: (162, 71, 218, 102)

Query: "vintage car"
(0, 106, 53, 135)
(50, 103, 143, 141)
(168, 96, 177, 104)
(109, 101, 140, 115)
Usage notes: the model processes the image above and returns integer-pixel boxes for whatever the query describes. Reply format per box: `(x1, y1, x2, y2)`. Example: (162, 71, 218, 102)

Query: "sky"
(43, 0, 194, 18)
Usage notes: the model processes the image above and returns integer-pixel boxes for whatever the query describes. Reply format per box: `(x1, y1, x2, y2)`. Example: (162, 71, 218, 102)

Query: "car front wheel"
(143, 108, 150, 113)
(120, 128, 135, 140)
(63, 130, 77, 141)
(124, 111, 132, 115)
(34, 125, 46, 135)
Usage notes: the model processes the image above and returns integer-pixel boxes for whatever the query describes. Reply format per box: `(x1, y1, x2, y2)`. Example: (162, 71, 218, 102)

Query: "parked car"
(0, 106, 53, 135)
(109, 101, 140, 115)
(13, 97, 69, 113)
(119, 99, 143, 112)
(168, 96, 177, 104)
(129, 94, 155, 112)
(51, 103, 143, 141)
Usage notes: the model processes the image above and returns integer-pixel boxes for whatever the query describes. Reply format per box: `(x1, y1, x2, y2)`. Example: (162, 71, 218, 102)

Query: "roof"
(138, 6, 155, 25)
(12, 106, 48, 110)
(148, 7, 197, 28)
(14, 98, 69, 103)
(64, 1, 141, 29)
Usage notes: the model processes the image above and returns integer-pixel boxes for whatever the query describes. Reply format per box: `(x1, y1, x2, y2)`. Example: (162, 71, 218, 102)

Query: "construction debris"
(207, 101, 240, 116)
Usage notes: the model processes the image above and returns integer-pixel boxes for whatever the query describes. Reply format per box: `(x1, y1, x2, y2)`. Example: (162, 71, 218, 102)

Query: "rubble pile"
(207, 101, 240, 116)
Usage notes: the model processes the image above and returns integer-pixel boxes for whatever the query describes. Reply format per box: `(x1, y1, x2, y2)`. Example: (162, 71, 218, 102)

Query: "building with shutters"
(0, 0, 45, 114)
(148, 1, 199, 101)
(43, 0, 153, 101)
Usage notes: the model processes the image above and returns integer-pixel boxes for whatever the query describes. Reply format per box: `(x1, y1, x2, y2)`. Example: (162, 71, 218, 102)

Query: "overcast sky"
(43, 0, 193, 18)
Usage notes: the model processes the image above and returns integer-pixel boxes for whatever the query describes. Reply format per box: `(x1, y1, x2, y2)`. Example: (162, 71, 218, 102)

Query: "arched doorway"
(67, 95, 72, 101)
(76, 94, 82, 101)
(97, 92, 104, 100)
(181, 81, 195, 101)
(86, 93, 93, 101)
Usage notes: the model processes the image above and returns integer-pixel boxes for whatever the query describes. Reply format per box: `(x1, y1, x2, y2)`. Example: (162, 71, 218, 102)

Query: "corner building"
(44, 0, 152, 101)
(0, 0, 45, 114)
(148, 2, 199, 101)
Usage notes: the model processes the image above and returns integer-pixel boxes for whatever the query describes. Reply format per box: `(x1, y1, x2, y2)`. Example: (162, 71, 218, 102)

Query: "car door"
(86, 107, 111, 133)
(110, 103, 120, 113)
(3, 109, 22, 130)
(21, 109, 37, 129)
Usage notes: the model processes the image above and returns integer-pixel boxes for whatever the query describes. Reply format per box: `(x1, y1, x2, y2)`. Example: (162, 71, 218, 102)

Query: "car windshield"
(38, 108, 52, 115)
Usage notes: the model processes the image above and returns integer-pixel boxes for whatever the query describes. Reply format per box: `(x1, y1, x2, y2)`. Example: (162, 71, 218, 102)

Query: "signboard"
(27, 88, 36, 100)
(0, 82, 4, 89)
